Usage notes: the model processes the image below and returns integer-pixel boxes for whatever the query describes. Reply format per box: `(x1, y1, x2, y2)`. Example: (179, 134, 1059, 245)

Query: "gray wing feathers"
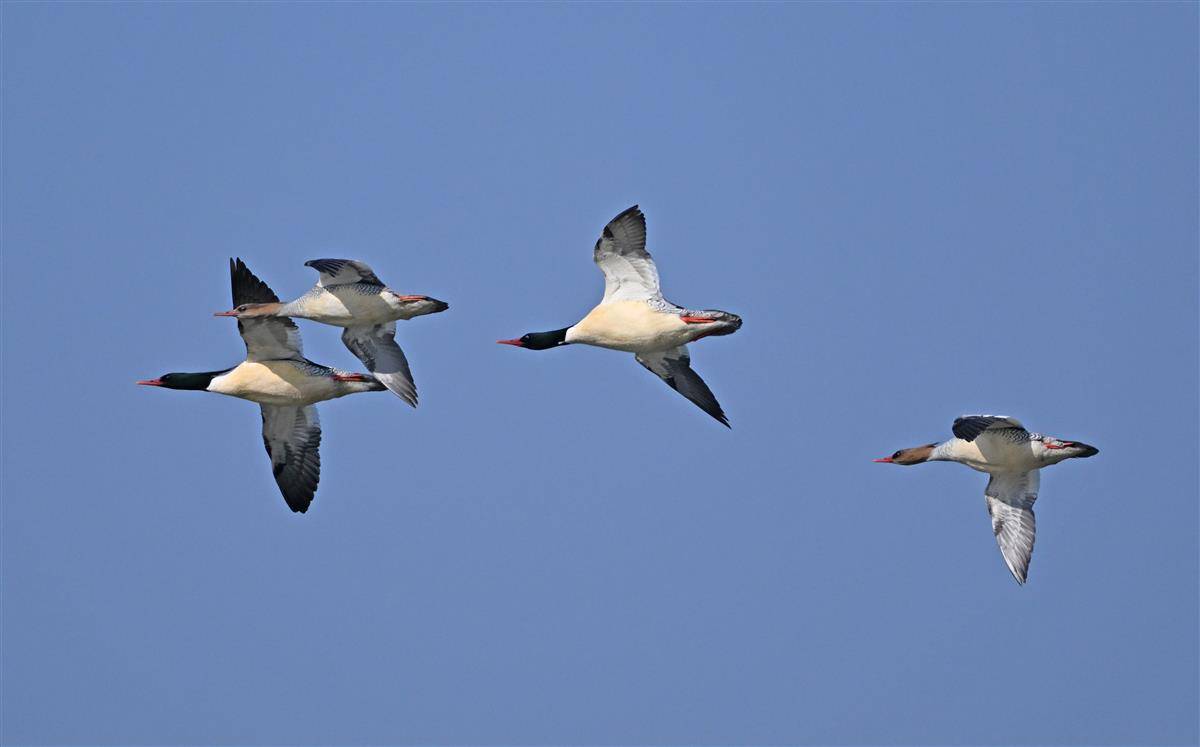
(239, 318, 304, 362)
(953, 415, 1028, 442)
(594, 205, 661, 302)
(984, 470, 1040, 584)
(229, 258, 303, 361)
(305, 258, 385, 287)
(635, 346, 729, 427)
(341, 323, 417, 407)
(261, 405, 322, 513)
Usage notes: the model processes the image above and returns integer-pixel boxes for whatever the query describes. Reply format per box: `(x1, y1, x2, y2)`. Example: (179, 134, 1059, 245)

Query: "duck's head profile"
(497, 328, 570, 350)
(1038, 437, 1100, 461)
(214, 302, 281, 319)
(136, 370, 227, 391)
(389, 292, 450, 319)
(873, 443, 937, 465)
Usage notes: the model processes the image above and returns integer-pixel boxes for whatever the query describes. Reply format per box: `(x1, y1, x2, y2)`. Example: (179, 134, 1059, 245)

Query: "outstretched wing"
(953, 415, 1028, 442)
(230, 258, 303, 361)
(341, 323, 417, 407)
(984, 470, 1040, 585)
(304, 258, 385, 287)
(261, 405, 322, 513)
(635, 346, 729, 427)
(593, 205, 661, 303)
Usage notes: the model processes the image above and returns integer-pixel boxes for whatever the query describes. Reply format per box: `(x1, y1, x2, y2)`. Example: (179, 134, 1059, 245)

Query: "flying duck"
(498, 205, 742, 426)
(875, 415, 1099, 584)
(139, 258, 387, 513)
(215, 258, 447, 407)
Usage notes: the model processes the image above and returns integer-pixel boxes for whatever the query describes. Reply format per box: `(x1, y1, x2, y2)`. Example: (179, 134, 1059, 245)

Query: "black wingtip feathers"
(229, 257, 281, 306)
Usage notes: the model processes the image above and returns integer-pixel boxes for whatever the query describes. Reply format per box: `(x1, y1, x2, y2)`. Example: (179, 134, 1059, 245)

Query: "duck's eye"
(238, 306, 248, 312)
(892, 451, 903, 459)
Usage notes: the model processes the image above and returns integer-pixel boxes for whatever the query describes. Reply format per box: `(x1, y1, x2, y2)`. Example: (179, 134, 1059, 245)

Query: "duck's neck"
(928, 441, 955, 462)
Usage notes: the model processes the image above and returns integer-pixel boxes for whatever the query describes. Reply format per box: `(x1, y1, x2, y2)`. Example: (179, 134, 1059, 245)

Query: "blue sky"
(2, 3, 1196, 745)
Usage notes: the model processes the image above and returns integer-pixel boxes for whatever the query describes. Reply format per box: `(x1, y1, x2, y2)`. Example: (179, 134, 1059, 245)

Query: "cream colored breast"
(292, 291, 351, 324)
(566, 300, 689, 352)
(947, 439, 990, 471)
(949, 438, 1040, 473)
(209, 362, 333, 406)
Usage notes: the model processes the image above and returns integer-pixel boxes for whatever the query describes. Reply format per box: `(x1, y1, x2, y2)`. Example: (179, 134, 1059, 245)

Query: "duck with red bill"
(138, 259, 387, 514)
(874, 414, 1099, 585)
(497, 205, 742, 427)
(212, 257, 448, 408)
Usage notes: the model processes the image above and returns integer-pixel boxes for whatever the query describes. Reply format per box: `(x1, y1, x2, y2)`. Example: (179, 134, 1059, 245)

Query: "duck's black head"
(136, 369, 229, 391)
(497, 328, 570, 351)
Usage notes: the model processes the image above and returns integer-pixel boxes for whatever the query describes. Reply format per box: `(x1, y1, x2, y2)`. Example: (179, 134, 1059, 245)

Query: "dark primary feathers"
(599, 205, 648, 257)
(231, 257, 282, 306)
(636, 346, 729, 428)
(229, 258, 303, 362)
(953, 415, 1028, 442)
(261, 405, 322, 513)
(305, 258, 385, 287)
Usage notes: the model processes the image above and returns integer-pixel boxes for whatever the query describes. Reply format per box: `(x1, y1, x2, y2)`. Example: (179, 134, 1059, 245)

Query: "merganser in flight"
(139, 258, 386, 513)
(215, 258, 447, 407)
(874, 415, 1099, 584)
(498, 205, 742, 426)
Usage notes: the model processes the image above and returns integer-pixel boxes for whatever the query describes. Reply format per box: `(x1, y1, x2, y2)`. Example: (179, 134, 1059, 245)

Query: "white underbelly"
(566, 301, 692, 353)
(209, 362, 335, 406)
(949, 440, 1039, 473)
(298, 290, 398, 326)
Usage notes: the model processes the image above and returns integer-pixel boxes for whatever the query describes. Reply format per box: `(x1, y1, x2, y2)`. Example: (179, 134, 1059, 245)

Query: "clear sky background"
(2, 3, 1197, 745)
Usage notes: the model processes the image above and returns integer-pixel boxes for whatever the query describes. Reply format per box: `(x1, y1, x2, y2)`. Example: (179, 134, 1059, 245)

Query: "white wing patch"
(984, 470, 1040, 584)
(594, 205, 661, 303)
